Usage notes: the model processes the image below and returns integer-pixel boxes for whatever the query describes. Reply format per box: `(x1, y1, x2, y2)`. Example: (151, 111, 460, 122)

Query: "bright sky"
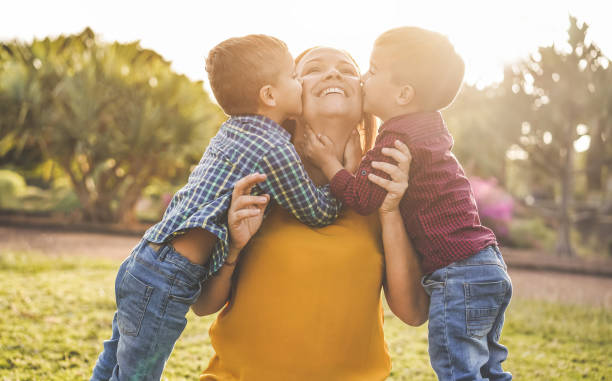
(2, 0, 609, 91)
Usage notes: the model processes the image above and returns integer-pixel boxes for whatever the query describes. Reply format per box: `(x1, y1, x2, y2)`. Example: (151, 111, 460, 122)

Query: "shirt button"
(361, 170, 367, 176)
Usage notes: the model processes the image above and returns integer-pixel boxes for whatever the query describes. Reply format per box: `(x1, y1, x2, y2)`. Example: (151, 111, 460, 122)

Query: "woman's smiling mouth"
(319, 87, 346, 96)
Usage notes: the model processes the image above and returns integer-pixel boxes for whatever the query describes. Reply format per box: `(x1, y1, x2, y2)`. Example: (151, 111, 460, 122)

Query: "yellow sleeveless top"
(200, 206, 391, 381)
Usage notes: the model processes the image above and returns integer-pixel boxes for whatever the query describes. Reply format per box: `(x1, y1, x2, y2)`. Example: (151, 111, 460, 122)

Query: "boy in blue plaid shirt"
(91, 34, 341, 381)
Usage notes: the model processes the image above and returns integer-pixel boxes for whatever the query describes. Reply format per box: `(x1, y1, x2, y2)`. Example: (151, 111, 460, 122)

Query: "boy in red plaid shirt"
(305, 27, 512, 380)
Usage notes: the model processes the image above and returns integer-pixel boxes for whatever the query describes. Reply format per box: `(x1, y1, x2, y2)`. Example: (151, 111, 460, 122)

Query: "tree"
(584, 57, 612, 193)
(0, 29, 225, 223)
(0, 41, 49, 170)
(443, 83, 526, 184)
(497, 16, 610, 256)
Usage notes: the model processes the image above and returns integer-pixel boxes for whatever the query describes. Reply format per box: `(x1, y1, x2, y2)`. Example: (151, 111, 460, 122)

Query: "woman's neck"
(295, 116, 356, 186)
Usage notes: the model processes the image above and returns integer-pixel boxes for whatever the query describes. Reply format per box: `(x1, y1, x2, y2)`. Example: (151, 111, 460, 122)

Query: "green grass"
(1, 251, 610, 380)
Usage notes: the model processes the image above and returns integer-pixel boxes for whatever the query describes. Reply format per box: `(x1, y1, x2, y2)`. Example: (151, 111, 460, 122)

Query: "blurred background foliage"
(0, 28, 225, 224)
(0, 17, 610, 257)
(444, 16, 612, 257)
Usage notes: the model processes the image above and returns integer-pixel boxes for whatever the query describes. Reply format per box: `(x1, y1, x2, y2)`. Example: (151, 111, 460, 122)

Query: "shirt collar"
(227, 114, 292, 141)
(379, 111, 447, 141)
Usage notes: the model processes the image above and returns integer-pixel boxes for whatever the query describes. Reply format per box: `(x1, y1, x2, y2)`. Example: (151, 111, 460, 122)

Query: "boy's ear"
(259, 85, 277, 108)
(396, 84, 415, 106)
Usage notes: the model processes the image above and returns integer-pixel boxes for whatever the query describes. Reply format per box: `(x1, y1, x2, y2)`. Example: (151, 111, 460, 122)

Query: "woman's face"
(296, 48, 362, 125)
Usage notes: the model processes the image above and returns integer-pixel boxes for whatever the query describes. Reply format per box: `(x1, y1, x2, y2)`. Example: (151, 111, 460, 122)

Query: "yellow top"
(200, 206, 390, 381)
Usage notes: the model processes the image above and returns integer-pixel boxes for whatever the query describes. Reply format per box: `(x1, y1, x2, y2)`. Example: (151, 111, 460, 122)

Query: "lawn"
(0, 250, 610, 380)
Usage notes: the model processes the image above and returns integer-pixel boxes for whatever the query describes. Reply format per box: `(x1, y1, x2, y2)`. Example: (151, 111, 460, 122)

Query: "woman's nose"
(324, 68, 342, 80)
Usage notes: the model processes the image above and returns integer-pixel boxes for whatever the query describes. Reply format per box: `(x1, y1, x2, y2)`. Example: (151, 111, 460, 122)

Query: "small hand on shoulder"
(302, 124, 346, 180)
(303, 124, 337, 167)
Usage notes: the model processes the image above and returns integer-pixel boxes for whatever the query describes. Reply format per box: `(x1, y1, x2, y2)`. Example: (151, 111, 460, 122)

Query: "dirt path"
(2, 226, 611, 308)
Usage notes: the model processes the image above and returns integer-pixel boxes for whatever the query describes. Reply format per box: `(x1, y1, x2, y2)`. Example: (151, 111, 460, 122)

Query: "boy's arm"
(255, 143, 340, 227)
(329, 132, 407, 215)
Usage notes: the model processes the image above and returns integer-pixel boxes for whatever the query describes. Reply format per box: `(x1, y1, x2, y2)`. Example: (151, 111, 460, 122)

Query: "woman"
(195, 47, 429, 380)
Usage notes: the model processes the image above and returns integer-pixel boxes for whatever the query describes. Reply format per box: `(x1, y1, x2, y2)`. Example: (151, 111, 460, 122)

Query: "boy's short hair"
(375, 27, 465, 111)
(206, 34, 289, 115)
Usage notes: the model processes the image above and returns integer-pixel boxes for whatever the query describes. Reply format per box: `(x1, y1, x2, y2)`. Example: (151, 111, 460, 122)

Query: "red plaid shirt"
(330, 112, 497, 274)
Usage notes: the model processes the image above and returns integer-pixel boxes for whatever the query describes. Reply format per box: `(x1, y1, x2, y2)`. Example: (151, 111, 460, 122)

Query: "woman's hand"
(228, 173, 270, 253)
(343, 128, 362, 173)
(192, 173, 270, 317)
(367, 140, 412, 213)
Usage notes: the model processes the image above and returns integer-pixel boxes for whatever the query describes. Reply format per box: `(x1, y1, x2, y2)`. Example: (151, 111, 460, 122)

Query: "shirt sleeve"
(329, 132, 406, 215)
(255, 143, 340, 227)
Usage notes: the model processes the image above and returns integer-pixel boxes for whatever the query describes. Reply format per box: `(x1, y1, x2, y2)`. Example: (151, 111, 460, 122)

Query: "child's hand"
(228, 173, 270, 252)
(367, 140, 412, 214)
(343, 128, 362, 173)
(303, 125, 336, 168)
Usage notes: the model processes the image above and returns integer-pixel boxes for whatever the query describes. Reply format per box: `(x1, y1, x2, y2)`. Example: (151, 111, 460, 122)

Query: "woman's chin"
(310, 105, 360, 120)
(303, 97, 360, 119)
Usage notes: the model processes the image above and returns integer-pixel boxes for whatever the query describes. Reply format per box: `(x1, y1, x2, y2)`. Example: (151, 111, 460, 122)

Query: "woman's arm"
(379, 207, 429, 326)
(192, 174, 269, 316)
(368, 141, 430, 326)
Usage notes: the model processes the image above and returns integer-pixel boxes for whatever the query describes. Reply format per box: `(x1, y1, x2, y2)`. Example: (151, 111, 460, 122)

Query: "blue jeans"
(422, 246, 512, 381)
(91, 239, 206, 381)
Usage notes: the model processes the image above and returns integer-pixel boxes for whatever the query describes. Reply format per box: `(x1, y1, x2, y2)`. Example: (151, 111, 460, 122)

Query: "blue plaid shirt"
(143, 115, 340, 280)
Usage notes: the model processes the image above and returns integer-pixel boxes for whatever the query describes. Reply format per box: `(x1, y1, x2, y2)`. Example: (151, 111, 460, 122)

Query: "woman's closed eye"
(302, 66, 321, 75)
(339, 65, 358, 76)
(341, 68, 358, 76)
(302, 65, 356, 77)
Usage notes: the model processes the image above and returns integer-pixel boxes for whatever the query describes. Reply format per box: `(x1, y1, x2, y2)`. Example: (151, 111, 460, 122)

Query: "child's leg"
(91, 254, 131, 380)
(481, 248, 513, 380)
(422, 246, 512, 381)
(91, 311, 121, 380)
(100, 240, 205, 380)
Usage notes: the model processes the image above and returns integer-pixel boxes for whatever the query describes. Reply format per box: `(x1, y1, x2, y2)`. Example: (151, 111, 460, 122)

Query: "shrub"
(507, 217, 557, 250)
(471, 176, 514, 240)
(0, 169, 26, 208)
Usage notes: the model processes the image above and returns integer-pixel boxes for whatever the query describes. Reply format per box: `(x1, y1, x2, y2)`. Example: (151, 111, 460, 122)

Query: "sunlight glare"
(574, 135, 591, 152)
(521, 122, 531, 135)
(506, 144, 528, 160)
(1, 0, 610, 90)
